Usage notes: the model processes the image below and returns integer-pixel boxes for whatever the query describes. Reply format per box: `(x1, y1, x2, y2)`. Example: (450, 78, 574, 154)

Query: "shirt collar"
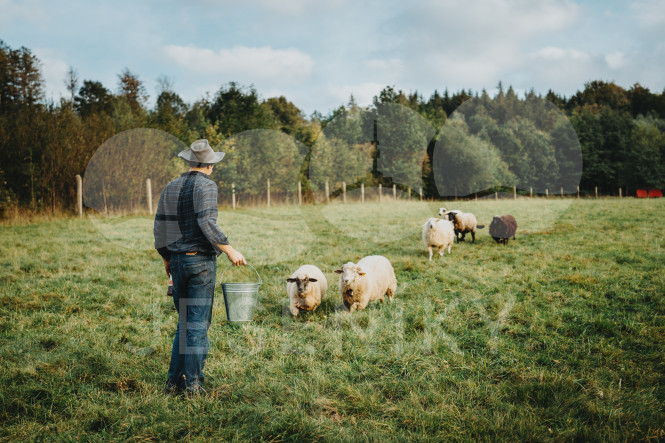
(181, 171, 210, 178)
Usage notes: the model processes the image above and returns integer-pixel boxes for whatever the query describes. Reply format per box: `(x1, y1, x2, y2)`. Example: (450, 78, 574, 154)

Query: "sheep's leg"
(349, 302, 359, 313)
(386, 282, 395, 302)
(471, 231, 475, 243)
(289, 304, 299, 317)
(447, 243, 452, 254)
(438, 246, 444, 257)
(428, 246, 433, 261)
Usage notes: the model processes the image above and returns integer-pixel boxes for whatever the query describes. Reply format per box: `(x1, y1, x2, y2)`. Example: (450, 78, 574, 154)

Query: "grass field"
(1, 198, 664, 441)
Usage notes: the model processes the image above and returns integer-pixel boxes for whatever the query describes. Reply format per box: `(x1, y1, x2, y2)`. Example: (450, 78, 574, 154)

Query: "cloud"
(393, 0, 580, 54)
(326, 82, 386, 107)
(532, 47, 589, 62)
(253, 0, 347, 14)
(605, 52, 626, 70)
(365, 58, 404, 73)
(381, 0, 581, 89)
(162, 44, 314, 85)
(0, 0, 47, 25)
(192, 0, 347, 15)
(33, 48, 69, 100)
(525, 46, 636, 94)
(630, 0, 665, 29)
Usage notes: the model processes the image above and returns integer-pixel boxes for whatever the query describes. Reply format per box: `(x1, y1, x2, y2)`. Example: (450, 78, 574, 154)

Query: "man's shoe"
(185, 385, 208, 397)
(163, 379, 185, 395)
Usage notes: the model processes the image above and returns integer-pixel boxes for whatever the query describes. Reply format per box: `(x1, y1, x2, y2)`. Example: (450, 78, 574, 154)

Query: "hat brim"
(178, 150, 225, 164)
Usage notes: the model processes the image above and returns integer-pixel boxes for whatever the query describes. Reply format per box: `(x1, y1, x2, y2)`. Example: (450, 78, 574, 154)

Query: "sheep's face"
(424, 217, 439, 231)
(438, 207, 446, 216)
(334, 263, 365, 296)
(286, 273, 318, 294)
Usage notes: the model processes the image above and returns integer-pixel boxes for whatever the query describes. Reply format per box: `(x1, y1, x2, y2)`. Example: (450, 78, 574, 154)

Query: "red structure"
(636, 189, 662, 198)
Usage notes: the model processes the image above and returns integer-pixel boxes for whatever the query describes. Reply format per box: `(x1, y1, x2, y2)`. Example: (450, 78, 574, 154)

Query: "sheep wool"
(422, 217, 455, 261)
(286, 265, 328, 317)
(335, 255, 397, 313)
(448, 211, 484, 243)
(438, 207, 461, 217)
(489, 214, 518, 245)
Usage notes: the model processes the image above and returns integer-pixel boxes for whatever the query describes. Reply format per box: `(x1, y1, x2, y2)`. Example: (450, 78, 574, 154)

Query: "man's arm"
(154, 188, 172, 274)
(195, 181, 246, 266)
(217, 244, 247, 266)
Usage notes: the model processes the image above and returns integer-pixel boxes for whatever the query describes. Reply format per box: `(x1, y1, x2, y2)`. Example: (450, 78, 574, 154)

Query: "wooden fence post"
(530, 187, 533, 198)
(560, 187, 564, 198)
(595, 186, 598, 199)
(495, 192, 498, 200)
(577, 186, 580, 199)
(419, 187, 423, 201)
(232, 183, 236, 209)
(342, 182, 346, 203)
(475, 192, 478, 201)
(619, 187, 622, 198)
(361, 183, 365, 203)
(513, 186, 517, 200)
(379, 184, 382, 202)
(408, 187, 411, 200)
(298, 181, 302, 206)
(76, 174, 83, 217)
(267, 179, 271, 207)
(546, 189, 549, 198)
(393, 184, 397, 200)
(146, 178, 153, 215)
(325, 181, 330, 203)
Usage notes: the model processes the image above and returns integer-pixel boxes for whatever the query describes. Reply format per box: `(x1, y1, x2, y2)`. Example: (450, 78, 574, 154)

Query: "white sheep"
(286, 265, 328, 317)
(334, 255, 396, 313)
(446, 211, 484, 243)
(422, 217, 455, 261)
(438, 207, 461, 218)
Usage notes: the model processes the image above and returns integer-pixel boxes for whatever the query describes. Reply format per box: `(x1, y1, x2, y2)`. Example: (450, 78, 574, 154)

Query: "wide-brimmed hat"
(178, 139, 225, 164)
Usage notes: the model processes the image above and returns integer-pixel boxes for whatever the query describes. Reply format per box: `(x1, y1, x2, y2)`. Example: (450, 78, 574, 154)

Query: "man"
(154, 139, 246, 396)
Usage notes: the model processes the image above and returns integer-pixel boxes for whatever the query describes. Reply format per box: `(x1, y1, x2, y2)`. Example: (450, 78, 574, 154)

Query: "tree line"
(1, 40, 664, 216)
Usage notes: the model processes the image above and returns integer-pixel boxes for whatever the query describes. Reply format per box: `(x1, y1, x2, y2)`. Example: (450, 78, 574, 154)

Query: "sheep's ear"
(286, 278, 296, 283)
(309, 278, 318, 282)
(334, 269, 343, 274)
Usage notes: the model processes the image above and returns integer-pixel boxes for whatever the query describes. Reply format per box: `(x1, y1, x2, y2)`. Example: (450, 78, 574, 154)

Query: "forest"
(1, 39, 664, 216)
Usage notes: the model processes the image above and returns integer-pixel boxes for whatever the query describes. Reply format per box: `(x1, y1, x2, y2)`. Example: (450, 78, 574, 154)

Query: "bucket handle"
(219, 263, 262, 285)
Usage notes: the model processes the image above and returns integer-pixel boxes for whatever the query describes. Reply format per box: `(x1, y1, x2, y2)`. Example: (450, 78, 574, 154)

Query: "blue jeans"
(167, 253, 216, 389)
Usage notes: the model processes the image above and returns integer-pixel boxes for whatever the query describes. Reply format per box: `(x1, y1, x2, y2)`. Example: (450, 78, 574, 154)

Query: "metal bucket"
(219, 264, 262, 322)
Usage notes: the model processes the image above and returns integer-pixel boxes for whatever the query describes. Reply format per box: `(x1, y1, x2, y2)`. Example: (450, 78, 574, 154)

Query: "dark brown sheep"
(489, 215, 517, 245)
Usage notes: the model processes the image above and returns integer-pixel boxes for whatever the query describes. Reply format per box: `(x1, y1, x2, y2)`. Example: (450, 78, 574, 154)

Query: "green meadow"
(1, 198, 663, 441)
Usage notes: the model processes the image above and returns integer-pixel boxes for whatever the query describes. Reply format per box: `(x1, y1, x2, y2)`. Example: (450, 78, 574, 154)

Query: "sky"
(2, 0, 664, 116)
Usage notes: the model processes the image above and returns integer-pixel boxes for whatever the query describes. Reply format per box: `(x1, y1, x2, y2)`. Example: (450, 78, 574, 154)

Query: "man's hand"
(163, 258, 171, 277)
(219, 244, 247, 266)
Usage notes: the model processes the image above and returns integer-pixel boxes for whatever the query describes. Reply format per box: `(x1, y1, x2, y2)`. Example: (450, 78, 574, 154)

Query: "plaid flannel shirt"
(153, 171, 229, 261)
